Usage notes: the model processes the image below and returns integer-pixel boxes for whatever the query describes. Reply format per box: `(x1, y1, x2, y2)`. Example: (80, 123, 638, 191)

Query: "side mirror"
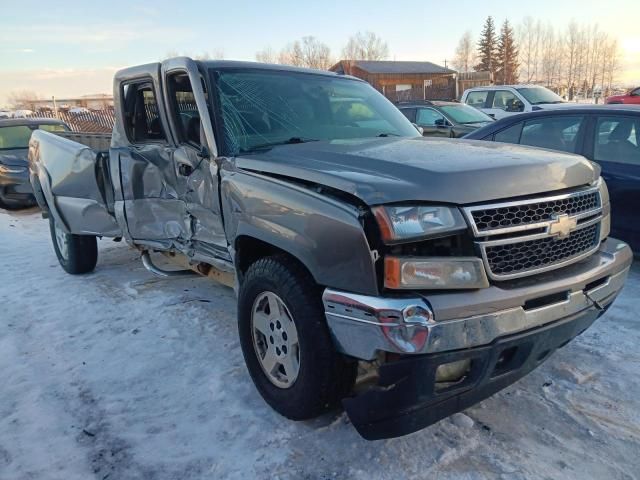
(434, 118, 448, 127)
(412, 123, 424, 135)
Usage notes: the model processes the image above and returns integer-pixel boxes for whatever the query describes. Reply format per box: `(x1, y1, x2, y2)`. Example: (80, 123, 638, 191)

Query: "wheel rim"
(53, 221, 69, 260)
(251, 291, 300, 388)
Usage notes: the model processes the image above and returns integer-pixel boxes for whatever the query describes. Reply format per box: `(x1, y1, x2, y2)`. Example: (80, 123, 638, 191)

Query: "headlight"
(373, 205, 467, 243)
(0, 164, 27, 174)
(385, 256, 489, 289)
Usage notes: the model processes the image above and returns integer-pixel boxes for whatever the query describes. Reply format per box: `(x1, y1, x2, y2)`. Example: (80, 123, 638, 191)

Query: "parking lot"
(1, 206, 639, 480)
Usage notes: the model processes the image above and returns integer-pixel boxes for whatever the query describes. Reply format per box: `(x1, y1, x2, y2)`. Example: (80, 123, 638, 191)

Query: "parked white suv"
(461, 85, 567, 120)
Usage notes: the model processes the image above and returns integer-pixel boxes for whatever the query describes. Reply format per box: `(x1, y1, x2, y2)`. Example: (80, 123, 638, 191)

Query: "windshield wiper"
(240, 137, 318, 153)
(377, 132, 401, 137)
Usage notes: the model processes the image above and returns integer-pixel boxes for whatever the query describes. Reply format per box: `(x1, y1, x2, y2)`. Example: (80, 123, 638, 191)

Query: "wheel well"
(235, 235, 315, 284)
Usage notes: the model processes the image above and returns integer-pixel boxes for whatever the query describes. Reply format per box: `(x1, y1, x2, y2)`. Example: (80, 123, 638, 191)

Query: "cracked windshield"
(214, 69, 419, 154)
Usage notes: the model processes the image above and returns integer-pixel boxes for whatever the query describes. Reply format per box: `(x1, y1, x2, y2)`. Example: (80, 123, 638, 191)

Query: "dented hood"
(235, 137, 599, 205)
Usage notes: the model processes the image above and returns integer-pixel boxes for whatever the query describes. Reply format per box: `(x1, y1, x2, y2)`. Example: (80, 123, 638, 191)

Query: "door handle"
(178, 163, 193, 176)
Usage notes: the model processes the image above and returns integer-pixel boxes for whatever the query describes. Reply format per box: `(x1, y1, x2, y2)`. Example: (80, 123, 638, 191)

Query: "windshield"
(516, 87, 565, 105)
(0, 124, 68, 150)
(439, 104, 493, 124)
(211, 69, 420, 155)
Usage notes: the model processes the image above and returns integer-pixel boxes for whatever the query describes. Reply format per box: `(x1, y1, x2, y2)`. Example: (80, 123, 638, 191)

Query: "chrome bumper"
(323, 238, 632, 360)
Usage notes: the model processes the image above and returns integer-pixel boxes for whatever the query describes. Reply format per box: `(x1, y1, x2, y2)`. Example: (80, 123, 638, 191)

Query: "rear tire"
(49, 216, 98, 274)
(238, 255, 357, 420)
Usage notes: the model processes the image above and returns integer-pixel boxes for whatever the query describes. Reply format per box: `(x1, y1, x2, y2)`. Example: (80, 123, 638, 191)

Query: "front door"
(163, 61, 228, 261)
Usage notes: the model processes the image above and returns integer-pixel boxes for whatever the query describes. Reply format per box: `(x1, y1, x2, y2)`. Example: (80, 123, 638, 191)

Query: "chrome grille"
(484, 223, 600, 277)
(464, 185, 604, 280)
(470, 190, 600, 233)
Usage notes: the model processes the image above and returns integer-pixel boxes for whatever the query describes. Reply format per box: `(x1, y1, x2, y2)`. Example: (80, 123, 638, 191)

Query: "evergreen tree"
(474, 16, 498, 78)
(496, 20, 519, 84)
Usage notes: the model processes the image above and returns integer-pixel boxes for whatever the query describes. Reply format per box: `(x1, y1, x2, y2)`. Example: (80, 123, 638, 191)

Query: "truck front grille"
(484, 223, 600, 277)
(463, 185, 603, 280)
(470, 190, 600, 233)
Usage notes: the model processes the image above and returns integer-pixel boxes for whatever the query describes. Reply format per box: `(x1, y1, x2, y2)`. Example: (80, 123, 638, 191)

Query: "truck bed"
(55, 131, 112, 151)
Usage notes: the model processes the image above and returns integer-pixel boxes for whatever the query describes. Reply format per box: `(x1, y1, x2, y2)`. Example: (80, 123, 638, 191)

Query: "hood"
(0, 148, 28, 167)
(235, 137, 599, 205)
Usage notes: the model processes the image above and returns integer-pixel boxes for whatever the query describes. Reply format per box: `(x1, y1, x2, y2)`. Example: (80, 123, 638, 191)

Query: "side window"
(594, 116, 640, 165)
(493, 122, 523, 143)
(400, 108, 416, 123)
(465, 91, 489, 108)
(491, 90, 519, 111)
(167, 72, 207, 147)
(122, 81, 166, 143)
(520, 116, 584, 153)
(631, 88, 640, 97)
(416, 108, 445, 126)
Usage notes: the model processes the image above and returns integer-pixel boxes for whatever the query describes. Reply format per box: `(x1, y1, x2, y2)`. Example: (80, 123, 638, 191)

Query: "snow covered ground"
(1, 207, 639, 480)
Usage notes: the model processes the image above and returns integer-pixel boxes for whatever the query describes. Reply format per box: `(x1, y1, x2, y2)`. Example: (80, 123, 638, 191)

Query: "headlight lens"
(373, 205, 467, 243)
(0, 164, 27, 174)
(385, 256, 489, 289)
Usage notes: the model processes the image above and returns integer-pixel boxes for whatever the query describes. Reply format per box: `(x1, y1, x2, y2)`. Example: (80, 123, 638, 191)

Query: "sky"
(1, 0, 639, 105)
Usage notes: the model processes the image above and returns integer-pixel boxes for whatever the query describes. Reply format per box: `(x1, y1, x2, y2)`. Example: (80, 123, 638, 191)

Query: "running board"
(141, 251, 197, 278)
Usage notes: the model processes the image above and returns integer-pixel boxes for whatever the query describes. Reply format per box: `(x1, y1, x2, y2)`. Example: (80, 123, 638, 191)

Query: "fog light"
(435, 359, 471, 383)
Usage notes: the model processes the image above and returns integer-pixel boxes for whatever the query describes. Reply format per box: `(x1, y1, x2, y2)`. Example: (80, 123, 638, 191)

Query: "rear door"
(111, 64, 189, 246)
(586, 114, 640, 250)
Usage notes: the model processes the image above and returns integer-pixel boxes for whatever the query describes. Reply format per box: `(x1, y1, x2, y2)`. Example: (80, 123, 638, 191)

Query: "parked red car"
(606, 87, 640, 104)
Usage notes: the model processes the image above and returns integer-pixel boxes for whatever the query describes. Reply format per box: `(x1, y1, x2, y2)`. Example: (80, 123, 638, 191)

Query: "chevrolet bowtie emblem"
(548, 214, 578, 240)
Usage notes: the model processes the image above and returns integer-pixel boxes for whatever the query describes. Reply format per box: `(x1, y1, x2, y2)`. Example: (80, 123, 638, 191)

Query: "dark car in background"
(0, 118, 70, 208)
(464, 106, 640, 252)
(397, 100, 494, 137)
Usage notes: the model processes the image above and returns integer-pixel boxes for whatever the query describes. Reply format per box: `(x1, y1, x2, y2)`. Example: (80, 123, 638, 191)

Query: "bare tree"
(452, 31, 474, 73)
(7, 90, 41, 110)
(517, 17, 542, 83)
(341, 31, 389, 60)
(604, 38, 621, 95)
(279, 36, 333, 70)
(255, 47, 278, 64)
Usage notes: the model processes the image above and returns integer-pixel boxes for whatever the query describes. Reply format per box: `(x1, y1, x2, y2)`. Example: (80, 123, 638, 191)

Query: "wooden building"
(330, 60, 458, 101)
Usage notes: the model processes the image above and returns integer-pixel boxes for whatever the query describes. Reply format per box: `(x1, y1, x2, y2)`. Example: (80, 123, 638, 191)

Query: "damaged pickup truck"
(28, 58, 632, 440)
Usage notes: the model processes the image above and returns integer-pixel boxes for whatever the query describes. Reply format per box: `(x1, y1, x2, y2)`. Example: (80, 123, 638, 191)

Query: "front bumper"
(323, 237, 632, 439)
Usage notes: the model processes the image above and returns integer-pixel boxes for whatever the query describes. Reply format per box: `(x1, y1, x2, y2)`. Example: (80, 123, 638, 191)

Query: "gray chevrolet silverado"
(28, 58, 632, 440)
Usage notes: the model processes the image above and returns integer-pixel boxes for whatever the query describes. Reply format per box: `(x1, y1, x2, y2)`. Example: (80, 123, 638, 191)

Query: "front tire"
(49, 216, 98, 274)
(238, 255, 356, 420)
